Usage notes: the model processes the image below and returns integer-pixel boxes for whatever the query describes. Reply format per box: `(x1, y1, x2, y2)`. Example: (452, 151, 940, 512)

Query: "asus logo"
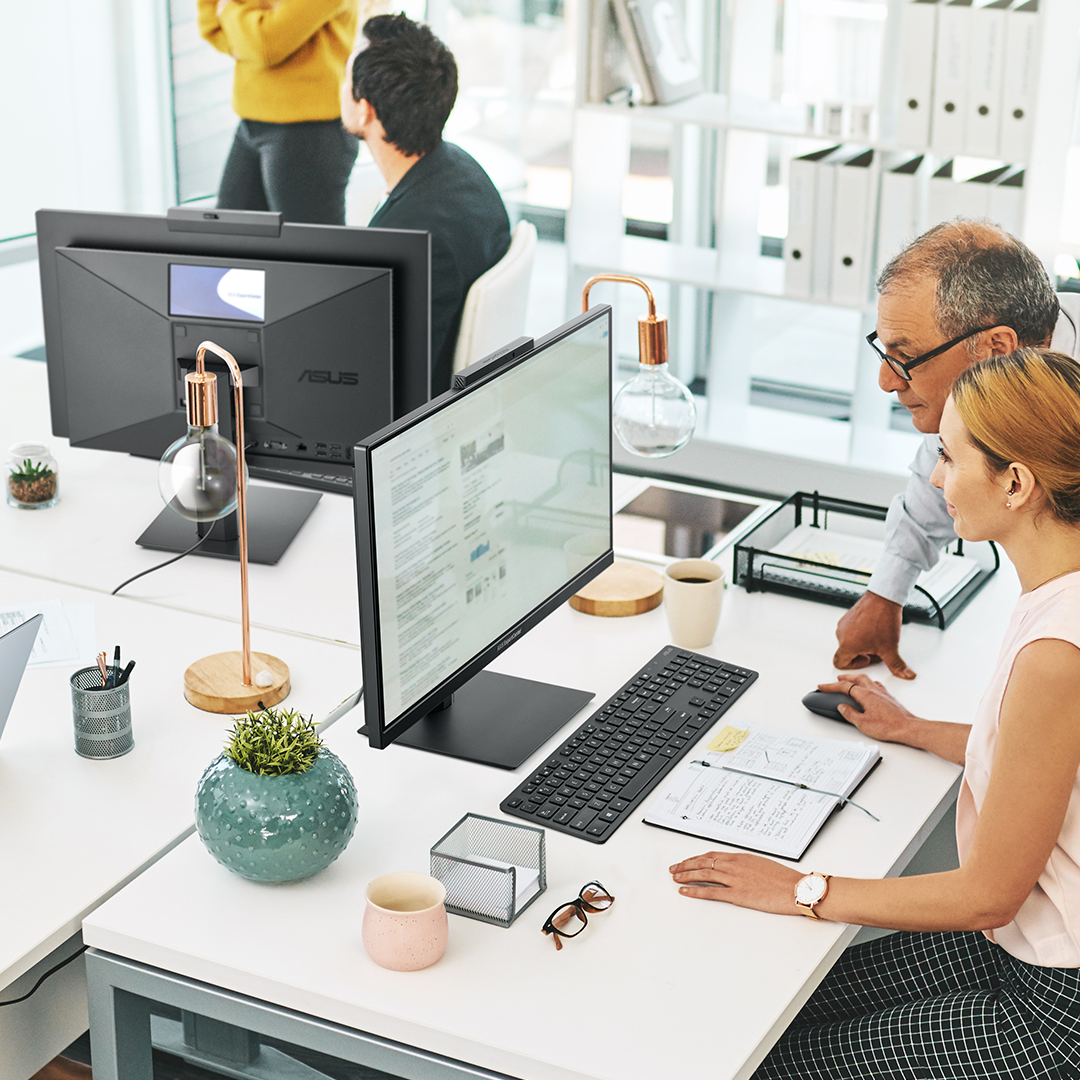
(297, 370, 360, 385)
(496, 627, 522, 652)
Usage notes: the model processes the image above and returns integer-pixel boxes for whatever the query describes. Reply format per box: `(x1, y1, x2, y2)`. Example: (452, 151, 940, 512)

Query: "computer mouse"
(801, 690, 864, 723)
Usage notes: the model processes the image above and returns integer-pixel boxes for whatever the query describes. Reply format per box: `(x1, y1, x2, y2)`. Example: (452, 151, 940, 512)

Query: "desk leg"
(86, 953, 153, 1080)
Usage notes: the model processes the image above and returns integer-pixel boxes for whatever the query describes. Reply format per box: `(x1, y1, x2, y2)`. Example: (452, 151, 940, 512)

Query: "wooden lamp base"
(569, 561, 665, 617)
(183, 651, 290, 713)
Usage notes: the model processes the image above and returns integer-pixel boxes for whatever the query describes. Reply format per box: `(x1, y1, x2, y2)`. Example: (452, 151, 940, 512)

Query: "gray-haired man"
(834, 219, 1074, 677)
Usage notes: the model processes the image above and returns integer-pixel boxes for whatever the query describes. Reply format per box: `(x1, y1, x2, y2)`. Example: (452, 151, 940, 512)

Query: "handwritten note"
(707, 725, 750, 753)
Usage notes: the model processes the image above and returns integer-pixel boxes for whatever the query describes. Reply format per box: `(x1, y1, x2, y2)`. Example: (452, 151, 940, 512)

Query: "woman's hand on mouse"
(817, 674, 920, 744)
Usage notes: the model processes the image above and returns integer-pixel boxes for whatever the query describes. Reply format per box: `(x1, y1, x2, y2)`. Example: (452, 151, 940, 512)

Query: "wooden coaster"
(569, 561, 664, 617)
(184, 651, 290, 713)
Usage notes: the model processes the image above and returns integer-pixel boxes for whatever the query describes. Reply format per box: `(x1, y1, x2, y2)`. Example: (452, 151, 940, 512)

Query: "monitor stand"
(363, 671, 594, 770)
(136, 486, 321, 566)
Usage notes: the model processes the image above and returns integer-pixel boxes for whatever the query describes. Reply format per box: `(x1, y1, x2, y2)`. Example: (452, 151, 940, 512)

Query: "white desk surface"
(83, 564, 1018, 1080)
(0, 356, 362, 646)
(0, 570, 363, 994)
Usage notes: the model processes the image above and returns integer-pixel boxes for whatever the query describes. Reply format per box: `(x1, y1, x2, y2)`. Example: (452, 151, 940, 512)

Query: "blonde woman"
(672, 348, 1080, 1077)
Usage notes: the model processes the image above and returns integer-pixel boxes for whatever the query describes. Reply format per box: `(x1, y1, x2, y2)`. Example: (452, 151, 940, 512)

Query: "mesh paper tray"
(733, 492, 998, 629)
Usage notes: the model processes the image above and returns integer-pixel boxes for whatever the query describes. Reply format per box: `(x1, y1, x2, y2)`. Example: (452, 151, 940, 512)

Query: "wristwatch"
(794, 872, 831, 920)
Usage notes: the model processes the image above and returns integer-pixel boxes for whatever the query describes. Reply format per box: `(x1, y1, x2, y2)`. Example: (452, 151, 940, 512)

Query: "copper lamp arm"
(580, 274, 667, 367)
(194, 341, 252, 687)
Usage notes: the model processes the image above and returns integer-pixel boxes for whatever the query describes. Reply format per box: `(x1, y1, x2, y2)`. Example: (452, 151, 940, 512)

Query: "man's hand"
(833, 591, 915, 679)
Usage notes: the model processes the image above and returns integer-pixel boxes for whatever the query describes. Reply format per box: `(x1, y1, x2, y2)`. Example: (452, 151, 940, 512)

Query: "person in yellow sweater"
(198, 0, 362, 224)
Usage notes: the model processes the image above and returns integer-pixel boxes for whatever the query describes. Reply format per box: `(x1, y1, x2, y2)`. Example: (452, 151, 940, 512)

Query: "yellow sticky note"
(707, 725, 750, 753)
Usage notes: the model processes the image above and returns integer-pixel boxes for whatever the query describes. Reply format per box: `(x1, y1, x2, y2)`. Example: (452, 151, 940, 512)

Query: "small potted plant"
(195, 707, 358, 883)
(6, 444, 58, 508)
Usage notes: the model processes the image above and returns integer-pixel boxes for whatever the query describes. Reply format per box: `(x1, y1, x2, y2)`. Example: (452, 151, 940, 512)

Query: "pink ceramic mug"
(362, 872, 448, 971)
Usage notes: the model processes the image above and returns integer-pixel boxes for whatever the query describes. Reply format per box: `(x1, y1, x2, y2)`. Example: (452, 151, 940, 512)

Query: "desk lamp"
(581, 274, 696, 458)
(570, 276, 696, 618)
(158, 340, 290, 712)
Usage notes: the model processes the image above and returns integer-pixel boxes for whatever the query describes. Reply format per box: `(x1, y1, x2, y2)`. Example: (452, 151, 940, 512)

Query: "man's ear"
(985, 325, 1020, 356)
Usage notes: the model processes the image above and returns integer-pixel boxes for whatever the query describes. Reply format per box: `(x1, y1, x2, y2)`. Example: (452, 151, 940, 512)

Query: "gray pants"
(217, 119, 359, 226)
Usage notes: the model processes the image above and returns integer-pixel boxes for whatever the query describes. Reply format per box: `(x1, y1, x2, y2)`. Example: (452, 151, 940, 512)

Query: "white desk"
(81, 567, 1016, 1080)
(0, 570, 364, 1080)
(0, 356, 363, 646)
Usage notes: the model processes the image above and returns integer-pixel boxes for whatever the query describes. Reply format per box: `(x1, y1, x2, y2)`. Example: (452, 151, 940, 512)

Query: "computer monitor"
(36, 207, 431, 563)
(354, 306, 613, 769)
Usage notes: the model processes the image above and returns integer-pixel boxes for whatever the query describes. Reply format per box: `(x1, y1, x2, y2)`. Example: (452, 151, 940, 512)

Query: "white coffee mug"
(662, 559, 725, 648)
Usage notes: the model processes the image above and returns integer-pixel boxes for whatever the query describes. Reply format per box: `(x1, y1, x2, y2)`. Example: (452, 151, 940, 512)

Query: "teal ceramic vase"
(195, 749, 358, 882)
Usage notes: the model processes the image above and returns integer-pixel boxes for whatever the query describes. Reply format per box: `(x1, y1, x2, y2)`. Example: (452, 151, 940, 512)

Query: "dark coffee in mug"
(674, 576, 712, 584)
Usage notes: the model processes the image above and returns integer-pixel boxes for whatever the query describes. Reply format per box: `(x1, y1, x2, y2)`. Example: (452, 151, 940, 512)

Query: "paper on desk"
(643, 724, 880, 860)
(437, 856, 541, 921)
(770, 523, 980, 605)
(0, 600, 93, 667)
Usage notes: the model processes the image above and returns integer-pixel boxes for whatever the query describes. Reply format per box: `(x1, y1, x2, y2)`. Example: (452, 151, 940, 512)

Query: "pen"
(690, 760, 879, 821)
(116, 660, 136, 686)
(113, 645, 121, 687)
(96, 651, 109, 688)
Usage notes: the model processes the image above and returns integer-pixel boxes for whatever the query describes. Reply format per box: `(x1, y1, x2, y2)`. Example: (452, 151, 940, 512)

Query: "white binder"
(897, 0, 941, 149)
(988, 167, 1024, 236)
(876, 155, 924, 279)
(999, 0, 1040, 163)
(811, 147, 848, 302)
(830, 150, 876, 306)
(931, 0, 974, 154)
(785, 145, 839, 299)
(927, 161, 1006, 226)
(965, 0, 1010, 158)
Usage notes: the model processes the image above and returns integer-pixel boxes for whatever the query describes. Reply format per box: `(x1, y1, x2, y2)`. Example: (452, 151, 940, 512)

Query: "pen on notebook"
(690, 760, 879, 821)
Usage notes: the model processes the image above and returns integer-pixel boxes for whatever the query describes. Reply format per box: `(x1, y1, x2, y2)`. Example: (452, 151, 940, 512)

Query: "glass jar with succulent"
(6, 443, 58, 509)
(195, 707, 359, 882)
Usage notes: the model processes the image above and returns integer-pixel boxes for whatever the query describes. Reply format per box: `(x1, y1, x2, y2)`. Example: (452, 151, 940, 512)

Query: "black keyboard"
(500, 646, 758, 843)
(249, 460, 353, 494)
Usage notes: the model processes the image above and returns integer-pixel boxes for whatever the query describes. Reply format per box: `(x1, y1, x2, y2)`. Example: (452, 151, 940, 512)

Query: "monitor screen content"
(169, 264, 266, 322)
(37, 208, 431, 564)
(355, 307, 613, 768)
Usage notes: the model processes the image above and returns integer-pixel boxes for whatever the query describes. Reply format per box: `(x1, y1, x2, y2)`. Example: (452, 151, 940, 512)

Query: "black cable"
(111, 532, 212, 595)
(0, 946, 88, 1007)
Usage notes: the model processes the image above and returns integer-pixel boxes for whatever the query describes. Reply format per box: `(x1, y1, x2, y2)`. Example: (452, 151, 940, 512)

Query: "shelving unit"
(568, 0, 1080, 473)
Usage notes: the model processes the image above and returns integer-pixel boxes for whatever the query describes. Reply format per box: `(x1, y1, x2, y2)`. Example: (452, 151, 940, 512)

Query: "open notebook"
(643, 724, 880, 860)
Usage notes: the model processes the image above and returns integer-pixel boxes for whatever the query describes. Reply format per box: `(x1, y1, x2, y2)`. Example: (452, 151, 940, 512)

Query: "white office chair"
(452, 220, 538, 373)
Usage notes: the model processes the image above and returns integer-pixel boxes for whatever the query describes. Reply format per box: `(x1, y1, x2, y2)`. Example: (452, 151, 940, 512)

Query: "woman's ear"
(1005, 463, 1039, 510)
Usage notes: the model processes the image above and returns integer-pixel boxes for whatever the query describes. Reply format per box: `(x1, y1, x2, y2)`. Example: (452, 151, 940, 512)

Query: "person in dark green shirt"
(342, 14, 511, 396)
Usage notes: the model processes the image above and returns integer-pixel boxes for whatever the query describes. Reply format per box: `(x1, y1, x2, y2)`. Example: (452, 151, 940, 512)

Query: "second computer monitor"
(354, 306, 613, 768)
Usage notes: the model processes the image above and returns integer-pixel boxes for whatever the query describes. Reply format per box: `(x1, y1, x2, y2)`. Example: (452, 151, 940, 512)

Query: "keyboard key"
(537, 806, 556, 819)
(555, 808, 575, 825)
(570, 810, 597, 830)
(587, 822, 610, 837)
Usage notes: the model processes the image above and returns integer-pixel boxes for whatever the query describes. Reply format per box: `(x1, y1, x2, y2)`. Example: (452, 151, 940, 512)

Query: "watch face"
(796, 875, 827, 904)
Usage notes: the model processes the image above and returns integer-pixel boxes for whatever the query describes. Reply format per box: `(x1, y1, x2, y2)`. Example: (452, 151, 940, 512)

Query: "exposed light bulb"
(612, 361, 696, 458)
(158, 423, 242, 522)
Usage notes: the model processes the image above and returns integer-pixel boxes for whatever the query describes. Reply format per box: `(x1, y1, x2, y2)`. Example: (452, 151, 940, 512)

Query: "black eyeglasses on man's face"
(866, 324, 998, 381)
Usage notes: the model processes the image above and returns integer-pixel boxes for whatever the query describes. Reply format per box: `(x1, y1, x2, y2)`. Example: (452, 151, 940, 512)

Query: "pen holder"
(430, 813, 546, 927)
(70, 667, 133, 759)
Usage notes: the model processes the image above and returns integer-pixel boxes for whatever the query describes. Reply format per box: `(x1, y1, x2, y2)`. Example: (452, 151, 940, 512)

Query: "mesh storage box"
(733, 492, 998, 630)
(430, 813, 546, 927)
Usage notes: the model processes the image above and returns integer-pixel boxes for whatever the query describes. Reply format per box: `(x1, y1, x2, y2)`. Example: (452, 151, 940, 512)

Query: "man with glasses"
(834, 220, 1069, 678)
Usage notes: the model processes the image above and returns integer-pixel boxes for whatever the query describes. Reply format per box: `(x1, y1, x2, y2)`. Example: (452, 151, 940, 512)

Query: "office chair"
(452, 220, 538, 373)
